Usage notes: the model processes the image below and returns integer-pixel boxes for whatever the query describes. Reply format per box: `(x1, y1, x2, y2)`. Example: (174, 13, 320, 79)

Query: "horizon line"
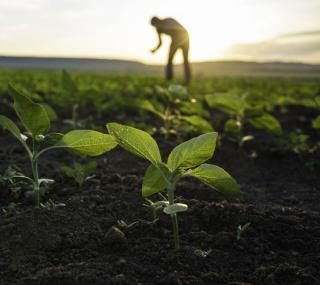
(0, 54, 319, 66)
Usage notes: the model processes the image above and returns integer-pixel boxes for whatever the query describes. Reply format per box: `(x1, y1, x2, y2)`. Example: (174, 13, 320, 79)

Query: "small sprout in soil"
(117, 219, 140, 229)
(1, 202, 18, 217)
(40, 199, 66, 210)
(60, 161, 97, 187)
(144, 193, 169, 221)
(194, 248, 212, 258)
(0, 84, 117, 207)
(237, 222, 251, 241)
(0, 166, 32, 200)
(107, 123, 240, 250)
(108, 209, 140, 229)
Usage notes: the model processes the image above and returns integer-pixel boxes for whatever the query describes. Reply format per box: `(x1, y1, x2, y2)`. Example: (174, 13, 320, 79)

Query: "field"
(0, 70, 319, 284)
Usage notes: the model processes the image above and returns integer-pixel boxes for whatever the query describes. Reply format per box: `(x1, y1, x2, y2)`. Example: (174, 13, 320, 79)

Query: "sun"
(176, 1, 267, 61)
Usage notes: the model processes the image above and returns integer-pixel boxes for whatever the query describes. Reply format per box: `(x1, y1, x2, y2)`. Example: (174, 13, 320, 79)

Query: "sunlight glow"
(0, 0, 319, 63)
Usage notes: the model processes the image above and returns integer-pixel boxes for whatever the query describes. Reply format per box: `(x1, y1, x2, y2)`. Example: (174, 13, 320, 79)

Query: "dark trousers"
(166, 35, 191, 84)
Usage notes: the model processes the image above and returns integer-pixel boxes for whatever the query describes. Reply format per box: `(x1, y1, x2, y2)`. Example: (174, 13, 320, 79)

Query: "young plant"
(0, 166, 32, 200)
(133, 85, 213, 139)
(0, 84, 117, 207)
(144, 195, 169, 221)
(61, 161, 97, 187)
(107, 123, 240, 249)
(206, 92, 282, 146)
(237, 222, 251, 241)
(60, 70, 88, 128)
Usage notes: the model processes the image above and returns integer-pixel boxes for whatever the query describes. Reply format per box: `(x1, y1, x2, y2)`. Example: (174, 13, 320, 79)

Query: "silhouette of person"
(150, 17, 191, 84)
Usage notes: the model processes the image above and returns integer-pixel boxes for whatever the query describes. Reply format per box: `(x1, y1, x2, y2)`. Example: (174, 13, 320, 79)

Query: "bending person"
(150, 17, 191, 84)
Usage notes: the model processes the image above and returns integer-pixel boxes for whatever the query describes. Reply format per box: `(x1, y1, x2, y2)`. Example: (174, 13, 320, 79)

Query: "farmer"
(150, 17, 191, 84)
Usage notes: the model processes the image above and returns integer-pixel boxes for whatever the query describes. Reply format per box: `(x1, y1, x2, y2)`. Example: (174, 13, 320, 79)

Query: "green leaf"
(0, 115, 24, 144)
(181, 115, 214, 132)
(248, 113, 282, 136)
(312, 115, 320, 129)
(61, 165, 75, 176)
(8, 84, 50, 137)
(168, 84, 188, 99)
(180, 101, 210, 117)
(167, 132, 217, 172)
(206, 93, 246, 115)
(142, 165, 167, 197)
(59, 130, 117, 157)
(42, 103, 57, 121)
(240, 222, 251, 233)
(187, 163, 240, 195)
(43, 133, 64, 147)
(224, 119, 241, 133)
(82, 161, 97, 172)
(107, 123, 162, 166)
(132, 99, 165, 119)
(163, 203, 188, 215)
(61, 70, 78, 95)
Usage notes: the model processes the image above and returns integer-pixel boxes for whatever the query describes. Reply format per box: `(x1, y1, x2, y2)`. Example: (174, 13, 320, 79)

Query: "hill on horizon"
(0, 55, 320, 77)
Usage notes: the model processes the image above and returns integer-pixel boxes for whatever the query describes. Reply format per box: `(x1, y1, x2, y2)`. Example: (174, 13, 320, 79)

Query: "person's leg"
(166, 42, 178, 81)
(182, 40, 191, 84)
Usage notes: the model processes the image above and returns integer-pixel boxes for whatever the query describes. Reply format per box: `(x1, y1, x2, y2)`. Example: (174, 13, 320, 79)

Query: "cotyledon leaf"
(163, 203, 188, 215)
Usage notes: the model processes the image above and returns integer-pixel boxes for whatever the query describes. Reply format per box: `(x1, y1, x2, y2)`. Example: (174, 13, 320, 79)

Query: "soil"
(0, 105, 319, 285)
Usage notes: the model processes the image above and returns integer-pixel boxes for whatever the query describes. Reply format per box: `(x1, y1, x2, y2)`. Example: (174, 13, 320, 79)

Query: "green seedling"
(107, 123, 240, 250)
(2, 202, 18, 217)
(61, 70, 89, 128)
(194, 248, 212, 258)
(133, 85, 213, 139)
(206, 92, 282, 146)
(40, 199, 66, 211)
(61, 70, 80, 128)
(117, 219, 140, 229)
(288, 130, 310, 154)
(108, 209, 141, 229)
(144, 197, 169, 221)
(312, 115, 320, 130)
(0, 166, 32, 199)
(61, 161, 97, 187)
(63, 103, 80, 128)
(237, 222, 251, 240)
(0, 84, 117, 207)
(279, 129, 320, 159)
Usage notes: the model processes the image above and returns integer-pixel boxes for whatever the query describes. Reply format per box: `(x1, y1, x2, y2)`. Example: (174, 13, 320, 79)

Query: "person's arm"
(150, 30, 162, 53)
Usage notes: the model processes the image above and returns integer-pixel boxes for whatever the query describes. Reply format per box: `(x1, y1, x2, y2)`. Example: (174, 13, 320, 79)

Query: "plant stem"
(164, 107, 171, 140)
(152, 208, 157, 221)
(171, 212, 180, 250)
(167, 182, 180, 250)
(31, 156, 40, 208)
(72, 104, 78, 128)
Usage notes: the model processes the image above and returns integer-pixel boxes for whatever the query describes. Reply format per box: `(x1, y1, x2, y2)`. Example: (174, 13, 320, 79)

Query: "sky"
(0, 0, 319, 64)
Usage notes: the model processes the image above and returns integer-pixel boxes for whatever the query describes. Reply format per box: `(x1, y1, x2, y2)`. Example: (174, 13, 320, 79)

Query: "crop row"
(0, 70, 319, 153)
(0, 84, 240, 249)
